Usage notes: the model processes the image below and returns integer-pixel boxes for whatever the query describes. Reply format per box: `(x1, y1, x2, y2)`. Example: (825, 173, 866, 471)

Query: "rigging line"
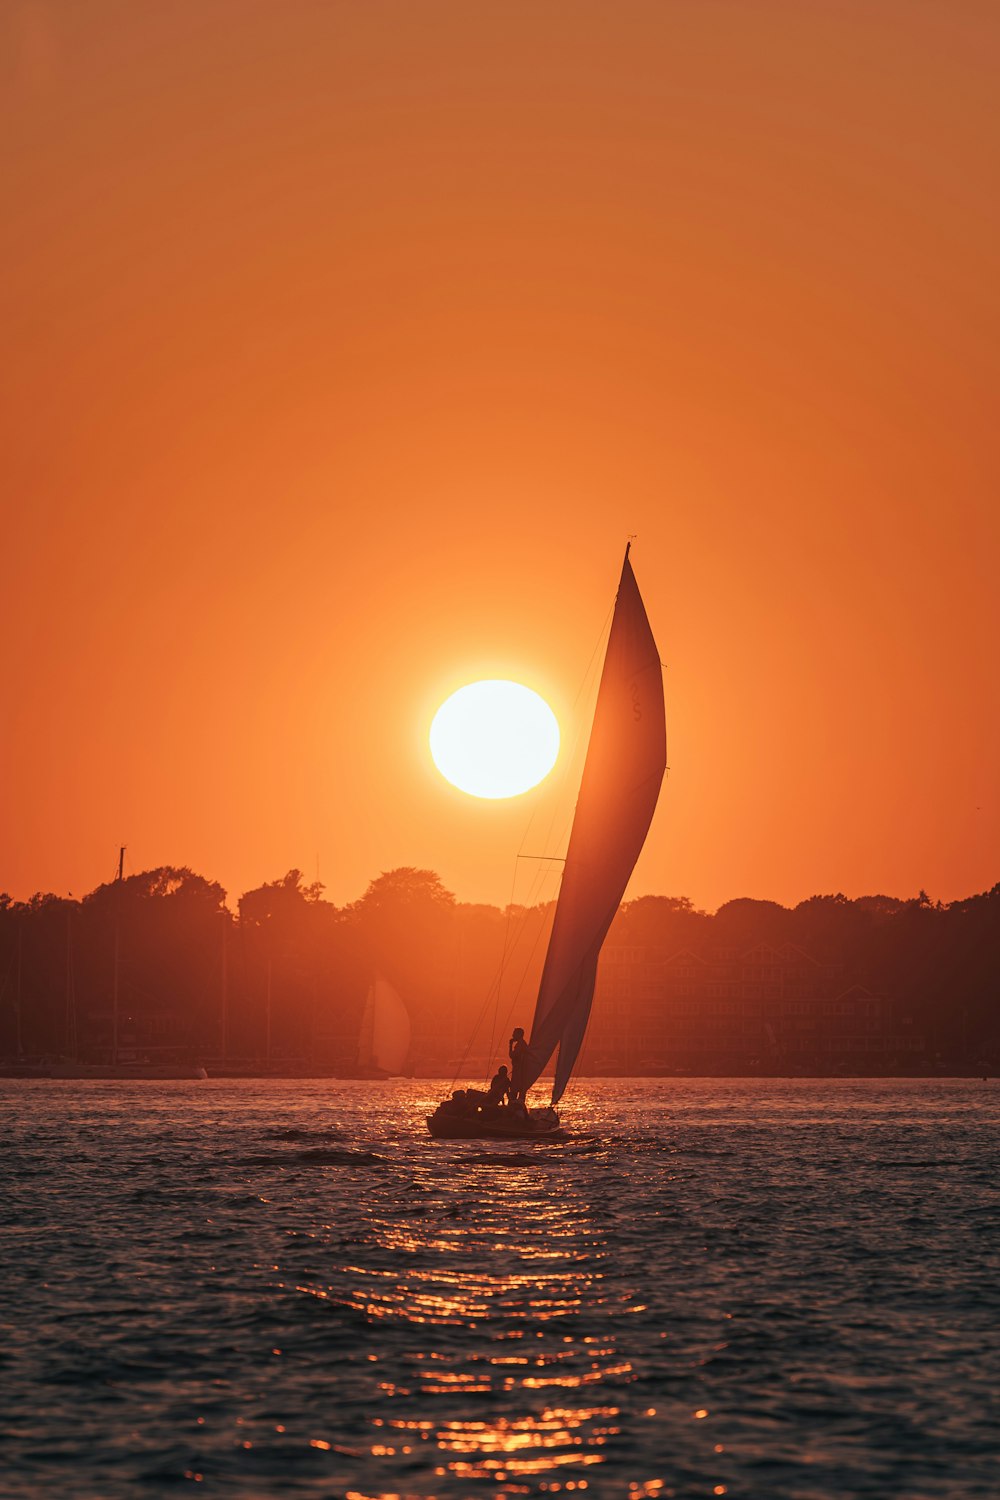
(495, 905, 554, 1069)
(484, 708, 590, 1078)
(447, 855, 559, 1092)
(448, 964, 507, 1092)
(488, 587, 619, 1079)
(456, 585, 619, 1090)
(503, 600, 613, 931)
(488, 872, 564, 1081)
(483, 861, 569, 1084)
(485, 835, 534, 1081)
(504, 592, 611, 871)
(489, 830, 566, 1068)
(449, 898, 530, 1090)
(482, 595, 616, 1081)
(516, 597, 615, 903)
(508, 592, 616, 920)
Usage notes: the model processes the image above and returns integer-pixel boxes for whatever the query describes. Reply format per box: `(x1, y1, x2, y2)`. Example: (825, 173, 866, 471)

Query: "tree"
(352, 868, 456, 916)
(237, 871, 344, 1060)
(714, 898, 792, 948)
(612, 895, 710, 950)
(79, 867, 229, 1053)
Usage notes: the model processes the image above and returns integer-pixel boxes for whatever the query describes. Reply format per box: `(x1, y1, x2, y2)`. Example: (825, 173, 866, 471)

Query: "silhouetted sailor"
(509, 1027, 530, 1105)
(487, 1064, 510, 1106)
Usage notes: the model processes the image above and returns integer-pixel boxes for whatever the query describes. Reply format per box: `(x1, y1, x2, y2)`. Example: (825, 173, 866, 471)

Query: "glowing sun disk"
(430, 681, 560, 799)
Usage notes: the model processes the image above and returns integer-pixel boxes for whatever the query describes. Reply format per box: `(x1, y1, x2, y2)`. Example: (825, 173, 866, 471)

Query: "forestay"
(524, 548, 666, 1103)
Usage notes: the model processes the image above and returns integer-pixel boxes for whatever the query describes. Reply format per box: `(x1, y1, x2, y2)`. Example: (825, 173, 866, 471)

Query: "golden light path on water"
(289, 1104, 649, 1495)
(255, 1082, 696, 1498)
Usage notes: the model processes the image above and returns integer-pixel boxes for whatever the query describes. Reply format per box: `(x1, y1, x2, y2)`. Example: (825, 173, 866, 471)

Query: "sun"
(430, 681, 560, 799)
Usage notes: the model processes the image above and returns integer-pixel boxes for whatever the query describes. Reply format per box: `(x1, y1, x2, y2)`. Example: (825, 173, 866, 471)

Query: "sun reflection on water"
(306, 1124, 647, 1492)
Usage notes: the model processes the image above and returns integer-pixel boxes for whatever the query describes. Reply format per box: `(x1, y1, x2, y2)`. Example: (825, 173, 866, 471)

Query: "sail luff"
(524, 551, 666, 1102)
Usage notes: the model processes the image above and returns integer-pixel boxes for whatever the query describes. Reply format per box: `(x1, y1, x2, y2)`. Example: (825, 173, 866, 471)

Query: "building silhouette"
(580, 940, 924, 1073)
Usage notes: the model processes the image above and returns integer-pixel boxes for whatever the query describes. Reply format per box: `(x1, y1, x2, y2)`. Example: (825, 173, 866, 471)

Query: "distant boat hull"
(426, 1106, 563, 1140)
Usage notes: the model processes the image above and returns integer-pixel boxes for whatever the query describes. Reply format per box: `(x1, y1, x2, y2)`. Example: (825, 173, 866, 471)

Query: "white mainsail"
(523, 547, 666, 1104)
(359, 976, 411, 1076)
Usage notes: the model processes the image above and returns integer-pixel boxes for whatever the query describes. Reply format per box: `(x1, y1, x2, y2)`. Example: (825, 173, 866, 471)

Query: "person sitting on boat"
(509, 1027, 530, 1105)
(486, 1064, 511, 1107)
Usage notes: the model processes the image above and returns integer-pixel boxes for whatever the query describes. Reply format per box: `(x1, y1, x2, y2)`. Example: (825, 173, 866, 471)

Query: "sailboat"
(427, 544, 666, 1139)
(356, 975, 412, 1078)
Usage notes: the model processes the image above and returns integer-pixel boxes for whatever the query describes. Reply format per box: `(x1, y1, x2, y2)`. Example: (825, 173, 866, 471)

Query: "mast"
(65, 906, 77, 1060)
(220, 909, 229, 1065)
(15, 919, 23, 1061)
(358, 983, 374, 1071)
(265, 956, 272, 1067)
(112, 845, 124, 1069)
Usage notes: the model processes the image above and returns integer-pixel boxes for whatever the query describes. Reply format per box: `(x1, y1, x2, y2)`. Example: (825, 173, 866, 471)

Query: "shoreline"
(1, 1067, 993, 1082)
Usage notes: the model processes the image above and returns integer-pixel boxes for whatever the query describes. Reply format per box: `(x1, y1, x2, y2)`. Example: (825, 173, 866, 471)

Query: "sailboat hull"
(426, 1106, 563, 1140)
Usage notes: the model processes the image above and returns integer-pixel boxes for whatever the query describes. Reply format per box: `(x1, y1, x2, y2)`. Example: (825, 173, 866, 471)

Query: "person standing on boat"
(509, 1027, 530, 1105)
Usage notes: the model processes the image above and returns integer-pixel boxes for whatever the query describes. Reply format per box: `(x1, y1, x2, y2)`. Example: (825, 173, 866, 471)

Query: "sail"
(524, 548, 666, 1103)
(359, 976, 411, 1075)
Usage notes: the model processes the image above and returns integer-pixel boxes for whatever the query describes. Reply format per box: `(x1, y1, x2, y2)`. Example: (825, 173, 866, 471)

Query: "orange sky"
(3, 1, 998, 912)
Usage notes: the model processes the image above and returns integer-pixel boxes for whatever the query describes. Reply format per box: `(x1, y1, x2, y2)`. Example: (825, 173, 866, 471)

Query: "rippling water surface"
(2, 1078, 998, 1499)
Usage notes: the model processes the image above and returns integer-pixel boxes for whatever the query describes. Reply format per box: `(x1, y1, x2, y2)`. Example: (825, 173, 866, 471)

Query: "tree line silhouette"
(1, 866, 997, 1073)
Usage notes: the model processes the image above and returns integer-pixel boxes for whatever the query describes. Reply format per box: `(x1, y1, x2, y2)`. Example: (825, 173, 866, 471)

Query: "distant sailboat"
(428, 544, 666, 1138)
(358, 975, 412, 1077)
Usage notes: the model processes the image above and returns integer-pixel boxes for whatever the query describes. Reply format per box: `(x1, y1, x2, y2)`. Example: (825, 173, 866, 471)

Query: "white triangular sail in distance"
(359, 976, 411, 1076)
(523, 547, 666, 1104)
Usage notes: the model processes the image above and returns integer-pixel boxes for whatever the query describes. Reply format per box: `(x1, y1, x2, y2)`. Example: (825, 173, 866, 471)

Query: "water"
(1, 1079, 997, 1499)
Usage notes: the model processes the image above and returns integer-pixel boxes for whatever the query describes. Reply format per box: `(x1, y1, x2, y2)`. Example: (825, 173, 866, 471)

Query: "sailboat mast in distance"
(112, 845, 125, 1070)
(524, 548, 667, 1104)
